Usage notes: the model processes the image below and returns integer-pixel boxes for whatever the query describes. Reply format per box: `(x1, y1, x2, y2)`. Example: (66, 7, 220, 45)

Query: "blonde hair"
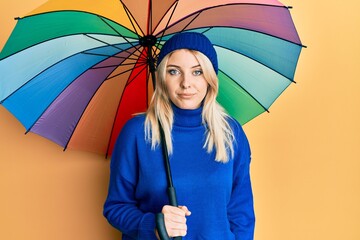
(145, 50, 234, 163)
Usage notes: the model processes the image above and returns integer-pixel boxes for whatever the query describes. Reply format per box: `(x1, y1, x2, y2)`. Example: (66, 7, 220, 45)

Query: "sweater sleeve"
(227, 122, 255, 240)
(103, 118, 158, 239)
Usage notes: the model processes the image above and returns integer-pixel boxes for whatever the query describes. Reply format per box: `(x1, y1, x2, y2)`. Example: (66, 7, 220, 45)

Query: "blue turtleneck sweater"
(103, 105, 255, 239)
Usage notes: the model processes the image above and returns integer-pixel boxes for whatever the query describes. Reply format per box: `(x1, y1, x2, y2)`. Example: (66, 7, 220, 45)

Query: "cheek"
(198, 81, 209, 96)
(164, 81, 177, 101)
(165, 81, 176, 94)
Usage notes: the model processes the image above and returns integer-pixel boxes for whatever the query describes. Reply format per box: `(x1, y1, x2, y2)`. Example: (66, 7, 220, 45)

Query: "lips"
(177, 93, 195, 99)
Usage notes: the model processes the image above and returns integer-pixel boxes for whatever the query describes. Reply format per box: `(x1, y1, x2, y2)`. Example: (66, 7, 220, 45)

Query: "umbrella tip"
(287, 6, 293, 9)
(14, 16, 21, 20)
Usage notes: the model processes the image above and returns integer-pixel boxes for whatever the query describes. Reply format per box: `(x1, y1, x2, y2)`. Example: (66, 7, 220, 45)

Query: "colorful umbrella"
(0, 0, 304, 157)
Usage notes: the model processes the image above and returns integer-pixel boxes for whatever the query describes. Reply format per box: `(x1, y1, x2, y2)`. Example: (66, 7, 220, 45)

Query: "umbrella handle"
(156, 187, 182, 240)
(156, 213, 170, 240)
(156, 213, 182, 240)
(168, 187, 183, 239)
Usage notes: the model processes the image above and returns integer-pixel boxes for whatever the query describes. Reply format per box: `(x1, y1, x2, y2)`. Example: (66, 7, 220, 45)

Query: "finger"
(163, 205, 186, 216)
(165, 221, 188, 237)
(178, 205, 191, 216)
(165, 219, 187, 230)
(168, 229, 187, 238)
(161, 205, 189, 237)
(165, 214, 187, 225)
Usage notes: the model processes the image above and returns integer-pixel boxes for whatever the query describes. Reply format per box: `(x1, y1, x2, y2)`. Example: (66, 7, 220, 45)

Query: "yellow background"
(0, 0, 359, 239)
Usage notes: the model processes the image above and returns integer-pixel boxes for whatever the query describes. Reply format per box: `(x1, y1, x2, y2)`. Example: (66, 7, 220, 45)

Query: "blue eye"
(193, 69, 203, 76)
(168, 69, 180, 75)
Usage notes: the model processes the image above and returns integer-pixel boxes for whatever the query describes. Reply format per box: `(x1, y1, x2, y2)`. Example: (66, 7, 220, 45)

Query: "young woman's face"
(165, 49, 208, 110)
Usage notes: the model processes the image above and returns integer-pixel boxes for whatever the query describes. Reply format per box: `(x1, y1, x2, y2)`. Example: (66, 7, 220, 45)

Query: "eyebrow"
(166, 64, 201, 69)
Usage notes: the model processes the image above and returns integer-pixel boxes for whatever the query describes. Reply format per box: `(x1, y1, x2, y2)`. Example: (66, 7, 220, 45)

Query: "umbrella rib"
(179, 12, 202, 32)
(84, 33, 141, 57)
(23, 42, 133, 134)
(154, 1, 180, 54)
(82, 52, 141, 62)
(146, 66, 151, 109)
(105, 62, 148, 157)
(166, 3, 291, 29)
(168, 25, 301, 83)
(0, 47, 82, 104)
(96, 14, 147, 62)
(157, 3, 303, 46)
(116, 1, 156, 65)
(105, 61, 147, 82)
(81, 49, 144, 65)
(62, 67, 120, 153)
(152, 0, 179, 36)
(62, 49, 147, 153)
(211, 25, 304, 48)
(62, 84, 103, 152)
(91, 62, 138, 70)
(119, 0, 145, 37)
(219, 69, 270, 113)
(147, 0, 152, 35)
(216, 42, 298, 83)
(126, 64, 148, 86)
(1, 10, 140, 60)
(24, 64, 116, 135)
(84, 25, 145, 62)
(27, 54, 131, 151)
(0, 36, 142, 106)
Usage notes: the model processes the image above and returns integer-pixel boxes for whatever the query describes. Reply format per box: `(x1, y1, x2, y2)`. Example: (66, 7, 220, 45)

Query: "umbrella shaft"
(167, 187, 178, 207)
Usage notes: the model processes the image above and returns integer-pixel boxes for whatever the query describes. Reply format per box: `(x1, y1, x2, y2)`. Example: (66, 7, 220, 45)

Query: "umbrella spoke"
(125, 65, 148, 86)
(148, 0, 152, 35)
(84, 33, 140, 57)
(92, 11, 148, 62)
(156, 3, 302, 46)
(106, 57, 149, 156)
(120, 0, 145, 37)
(83, 51, 144, 65)
(155, 0, 180, 50)
(178, 12, 202, 33)
(106, 61, 147, 82)
(83, 53, 139, 62)
(219, 70, 269, 113)
(106, 62, 147, 83)
(92, 62, 137, 70)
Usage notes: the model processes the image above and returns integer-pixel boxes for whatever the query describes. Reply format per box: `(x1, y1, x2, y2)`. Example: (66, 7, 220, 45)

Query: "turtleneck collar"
(172, 103, 203, 127)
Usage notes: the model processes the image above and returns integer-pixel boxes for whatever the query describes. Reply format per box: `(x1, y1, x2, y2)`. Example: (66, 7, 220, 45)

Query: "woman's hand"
(162, 205, 191, 237)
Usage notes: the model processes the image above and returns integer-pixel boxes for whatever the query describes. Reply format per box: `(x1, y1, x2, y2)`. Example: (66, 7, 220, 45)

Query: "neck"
(172, 103, 203, 127)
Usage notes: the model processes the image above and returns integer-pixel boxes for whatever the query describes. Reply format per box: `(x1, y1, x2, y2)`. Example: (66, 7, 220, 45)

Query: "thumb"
(179, 206, 191, 216)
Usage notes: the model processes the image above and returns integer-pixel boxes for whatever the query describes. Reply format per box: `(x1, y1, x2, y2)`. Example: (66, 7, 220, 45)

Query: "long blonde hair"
(145, 50, 234, 163)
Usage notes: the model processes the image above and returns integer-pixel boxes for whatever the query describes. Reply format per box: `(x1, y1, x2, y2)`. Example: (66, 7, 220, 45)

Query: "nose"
(180, 73, 191, 89)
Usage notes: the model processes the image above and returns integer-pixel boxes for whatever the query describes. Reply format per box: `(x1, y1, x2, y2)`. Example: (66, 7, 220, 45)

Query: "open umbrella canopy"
(0, 0, 304, 156)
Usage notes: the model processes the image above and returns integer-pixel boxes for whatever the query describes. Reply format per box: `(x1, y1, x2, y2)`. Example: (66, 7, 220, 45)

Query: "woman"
(103, 32, 255, 239)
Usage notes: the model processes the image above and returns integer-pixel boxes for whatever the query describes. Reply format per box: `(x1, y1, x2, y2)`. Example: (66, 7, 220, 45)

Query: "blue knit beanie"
(157, 32, 218, 74)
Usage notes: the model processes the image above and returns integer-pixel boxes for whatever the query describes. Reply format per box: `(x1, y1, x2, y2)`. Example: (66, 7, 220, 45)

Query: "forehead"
(167, 49, 200, 67)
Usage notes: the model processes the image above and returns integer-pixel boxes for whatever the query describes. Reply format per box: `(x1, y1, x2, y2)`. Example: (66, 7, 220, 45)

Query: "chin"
(178, 104, 200, 110)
